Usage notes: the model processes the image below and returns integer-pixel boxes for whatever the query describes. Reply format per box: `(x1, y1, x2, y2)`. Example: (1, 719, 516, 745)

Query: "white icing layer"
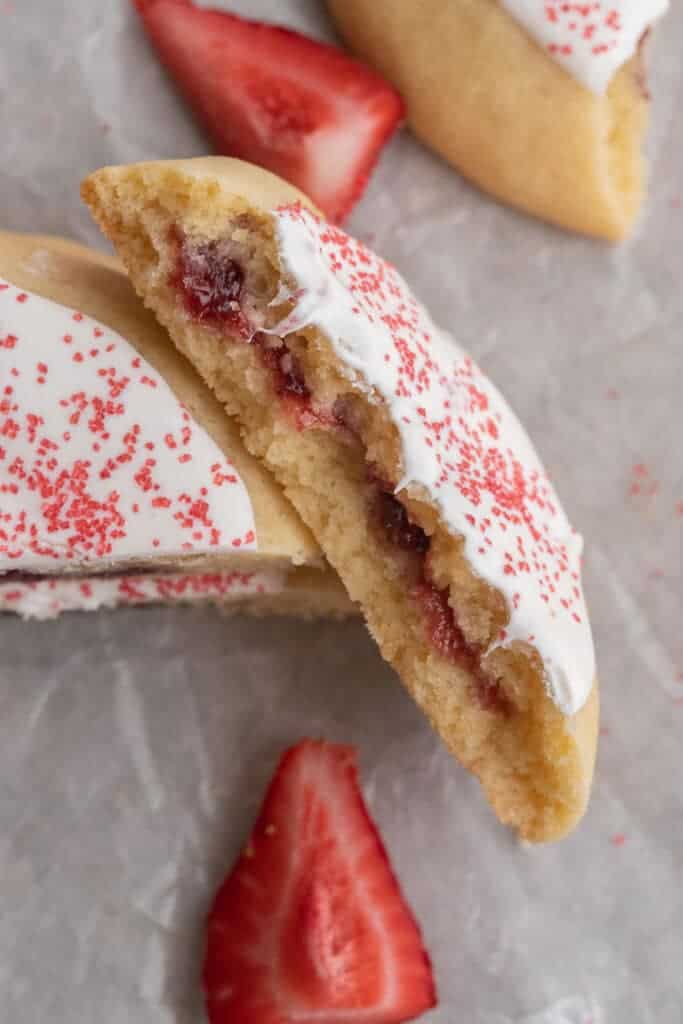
(0, 280, 256, 572)
(500, 0, 668, 94)
(0, 570, 285, 620)
(273, 206, 595, 715)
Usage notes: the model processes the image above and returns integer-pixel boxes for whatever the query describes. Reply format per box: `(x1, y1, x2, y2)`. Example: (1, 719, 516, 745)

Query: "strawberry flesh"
(132, 0, 405, 221)
(203, 739, 436, 1024)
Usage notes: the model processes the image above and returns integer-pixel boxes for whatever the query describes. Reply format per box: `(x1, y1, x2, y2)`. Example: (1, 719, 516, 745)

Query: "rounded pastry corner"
(326, 0, 651, 243)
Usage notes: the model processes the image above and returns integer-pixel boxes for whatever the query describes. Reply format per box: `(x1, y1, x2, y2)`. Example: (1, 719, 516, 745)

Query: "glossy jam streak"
(373, 485, 513, 715)
(257, 341, 310, 401)
(415, 583, 513, 715)
(174, 239, 249, 336)
(254, 336, 317, 427)
(375, 490, 429, 554)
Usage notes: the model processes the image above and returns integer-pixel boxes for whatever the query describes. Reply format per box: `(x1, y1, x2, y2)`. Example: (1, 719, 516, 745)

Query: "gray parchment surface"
(1, 2, 682, 1022)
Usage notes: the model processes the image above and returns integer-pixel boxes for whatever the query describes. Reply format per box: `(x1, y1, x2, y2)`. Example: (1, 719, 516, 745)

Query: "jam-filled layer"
(173, 236, 513, 714)
(174, 237, 250, 336)
(372, 485, 513, 716)
(174, 235, 334, 428)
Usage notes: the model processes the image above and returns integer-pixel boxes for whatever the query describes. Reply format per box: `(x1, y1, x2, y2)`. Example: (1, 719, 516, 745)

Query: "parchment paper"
(1, 2, 682, 1021)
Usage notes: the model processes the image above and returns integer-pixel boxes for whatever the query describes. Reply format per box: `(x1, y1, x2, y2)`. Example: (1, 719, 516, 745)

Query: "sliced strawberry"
(203, 739, 436, 1024)
(131, 0, 404, 222)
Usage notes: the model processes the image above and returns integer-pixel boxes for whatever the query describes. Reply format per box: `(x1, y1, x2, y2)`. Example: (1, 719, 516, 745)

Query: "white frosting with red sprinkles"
(500, 0, 668, 94)
(273, 205, 595, 715)
(0, 569, 285, 620)
(0, 279, 256, 572)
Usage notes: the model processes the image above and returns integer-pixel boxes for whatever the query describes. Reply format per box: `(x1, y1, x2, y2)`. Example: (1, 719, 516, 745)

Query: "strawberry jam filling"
(372, 487, 513, 716)
(173, 237, 511, 712)
(174, 238, 333, 428)
(376, 489, 429, 555)
(414, 582, 513, 715)
(253, 335, 319, 427)
(251, 333, 344, 430)
(174, 237, 250, 337)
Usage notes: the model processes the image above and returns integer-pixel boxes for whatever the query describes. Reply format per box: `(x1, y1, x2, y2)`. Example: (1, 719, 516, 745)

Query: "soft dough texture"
(82, 157, 599, 841)
(327, 0, 650, 240)
(0, 230, 353, 618)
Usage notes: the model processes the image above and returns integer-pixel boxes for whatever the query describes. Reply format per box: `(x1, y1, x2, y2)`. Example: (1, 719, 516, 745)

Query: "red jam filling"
(174, 238, 336, 429)
(415, 582, 513, 716)
(174, 238, 250, 337)
(376, 489, 429, 554)
(173, 237, 511, 712)
(252, 337, 309, 401)
(373, 488, 512, 716)
(253, 335, 317, 427)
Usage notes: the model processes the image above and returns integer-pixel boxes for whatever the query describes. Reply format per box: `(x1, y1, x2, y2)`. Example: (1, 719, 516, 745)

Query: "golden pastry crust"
(327, 0, 648, 240)
(0, 229, 354, 616)
(82, 158, 599, 840)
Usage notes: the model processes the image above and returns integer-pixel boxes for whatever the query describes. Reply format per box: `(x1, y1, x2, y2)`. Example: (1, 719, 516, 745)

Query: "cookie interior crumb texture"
(83, 158, 599, 842)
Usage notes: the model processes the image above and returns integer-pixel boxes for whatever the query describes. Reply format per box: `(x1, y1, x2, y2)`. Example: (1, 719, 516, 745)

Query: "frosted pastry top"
(500, 0, 669, 94)
(273, 205, 595, 715)
(0, 280, 256, 572)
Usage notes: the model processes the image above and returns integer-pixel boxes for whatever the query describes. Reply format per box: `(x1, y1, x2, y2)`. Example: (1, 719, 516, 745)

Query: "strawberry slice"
(132, 1, 405, 222)
(203, 739, 436, 1024)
